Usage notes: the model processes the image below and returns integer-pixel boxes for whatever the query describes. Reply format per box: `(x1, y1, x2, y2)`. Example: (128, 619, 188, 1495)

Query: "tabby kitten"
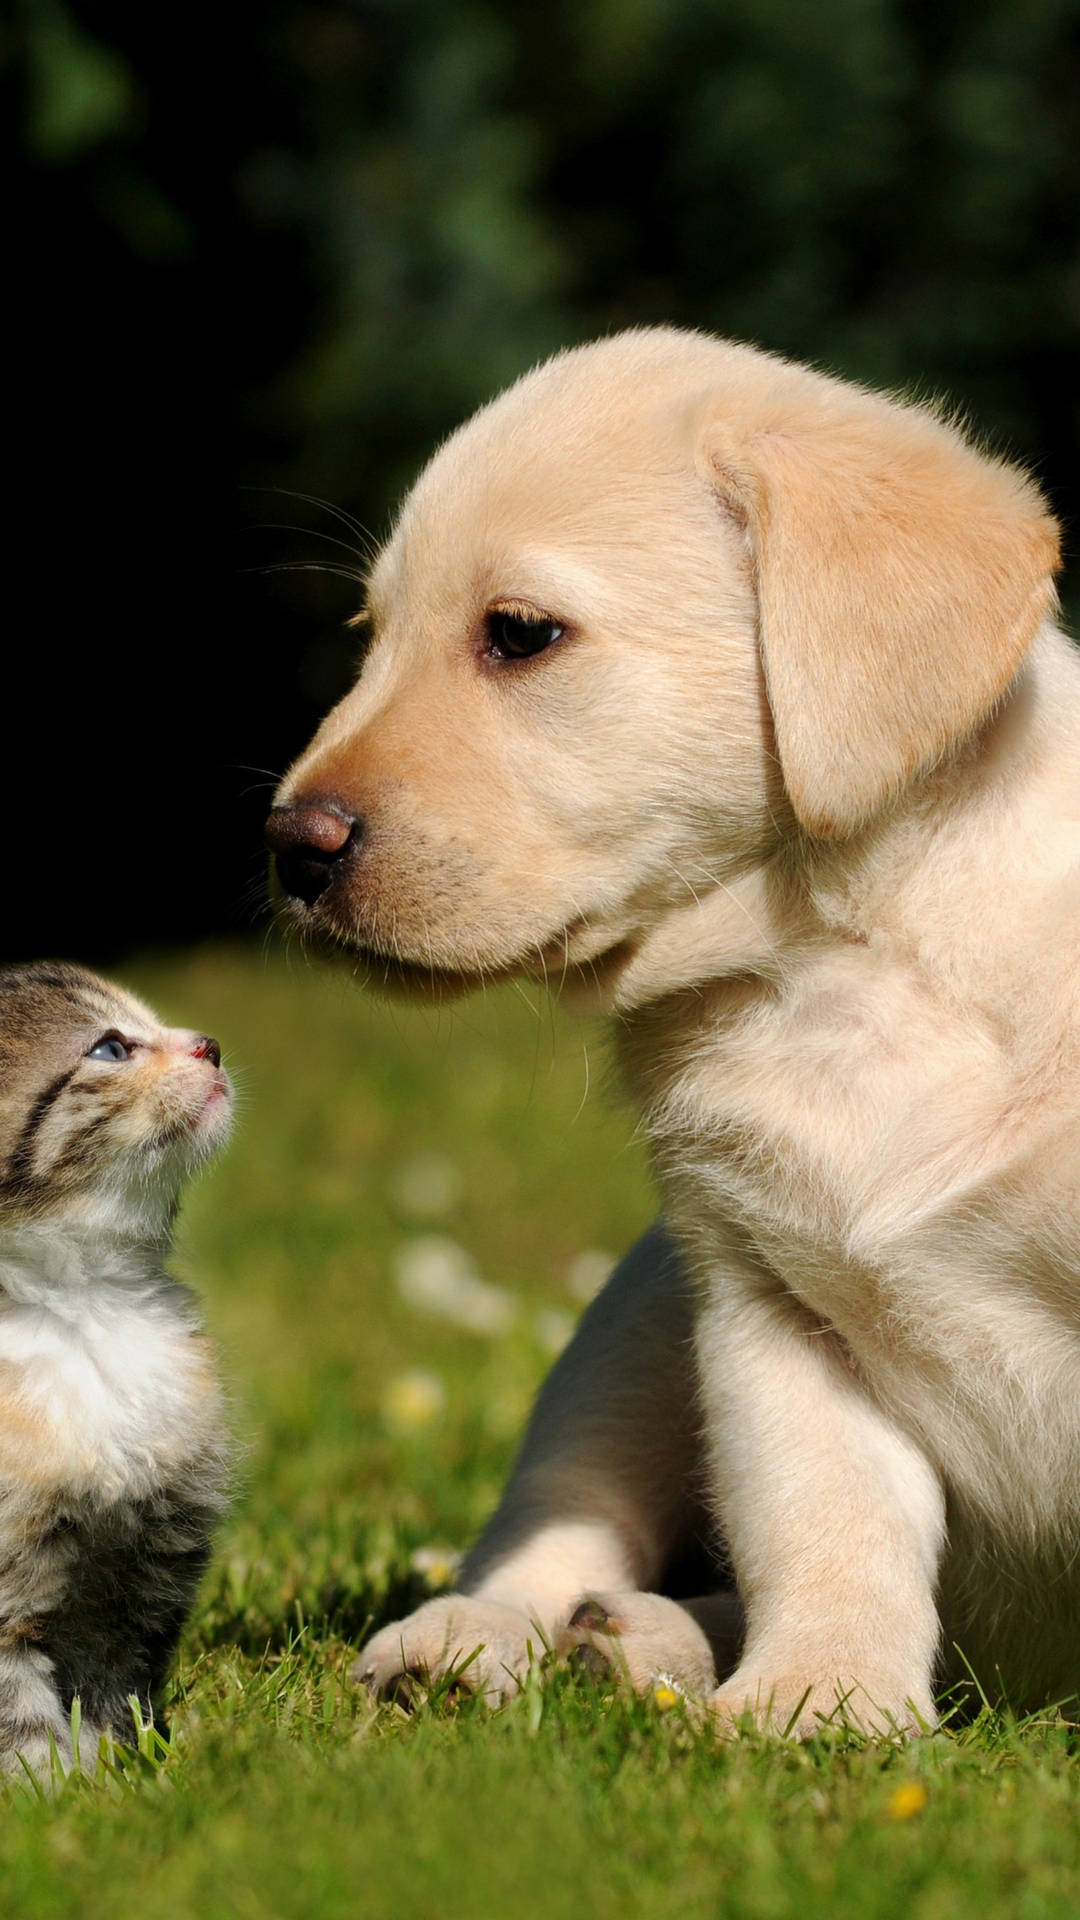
(0, 962, 231, 1776)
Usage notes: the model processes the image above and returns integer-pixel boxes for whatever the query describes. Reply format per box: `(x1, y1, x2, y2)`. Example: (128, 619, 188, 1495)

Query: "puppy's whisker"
(570, 1039, 592, 1126)
(243, 561, 369, 589)
(249, 523, 374, 566)
(241, 485, 383, 560)
(508, 977, 544, 1025)
(664, 856, 782, 972)
(665, 860, 704, 909)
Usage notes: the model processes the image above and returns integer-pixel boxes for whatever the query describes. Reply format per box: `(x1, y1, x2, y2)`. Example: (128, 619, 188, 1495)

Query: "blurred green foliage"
(242, 0, 1079, 546)
(21, 0, 136, 163)
(12, 0, 1079, 532)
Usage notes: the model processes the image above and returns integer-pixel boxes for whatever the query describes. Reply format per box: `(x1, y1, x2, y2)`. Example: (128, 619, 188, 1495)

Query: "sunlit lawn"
(2, 943, 1078, 1919)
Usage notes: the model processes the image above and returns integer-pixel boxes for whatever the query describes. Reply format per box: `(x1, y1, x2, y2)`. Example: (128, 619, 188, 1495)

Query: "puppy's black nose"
(265, 803, 358, 906)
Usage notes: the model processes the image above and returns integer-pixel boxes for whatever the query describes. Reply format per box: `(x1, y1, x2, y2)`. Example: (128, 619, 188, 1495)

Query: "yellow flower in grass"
(886, 1781, 929, 1820)
(382, 1370, 446, 1431)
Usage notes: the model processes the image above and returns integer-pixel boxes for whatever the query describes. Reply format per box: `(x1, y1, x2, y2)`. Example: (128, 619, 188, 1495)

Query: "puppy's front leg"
(696, 1268, 945, 1738)
(355, 1224, 705, 1702)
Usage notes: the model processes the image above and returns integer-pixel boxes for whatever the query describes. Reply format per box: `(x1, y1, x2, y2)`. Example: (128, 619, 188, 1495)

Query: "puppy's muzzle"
(265, 801, 360, 906)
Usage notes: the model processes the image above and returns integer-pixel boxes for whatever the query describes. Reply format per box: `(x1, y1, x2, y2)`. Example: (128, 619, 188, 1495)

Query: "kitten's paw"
(352, 1594, 548, 1706)
(709, 1665, 935, 1741)
(556, 1591, 721, 1699)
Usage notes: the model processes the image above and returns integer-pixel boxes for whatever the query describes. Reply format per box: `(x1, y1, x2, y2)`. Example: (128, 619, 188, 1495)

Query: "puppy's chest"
(627, 972, 1080, 1533)
(629, 962, 1019, 1260)
(0, 1285, 223, 1505)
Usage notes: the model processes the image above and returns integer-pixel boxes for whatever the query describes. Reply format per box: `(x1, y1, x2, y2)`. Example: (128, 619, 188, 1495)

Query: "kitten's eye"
(87, 1033, 131, 1063)
(485, 610, 565, 661)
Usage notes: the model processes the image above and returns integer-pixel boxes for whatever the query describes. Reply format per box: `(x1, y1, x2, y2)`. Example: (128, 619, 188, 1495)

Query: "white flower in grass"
(395, 1235, 515, 1336)
(381, 1369, 446, 1430)
(534, 1307, 575, 1355)
(395, 1235, 473, 1310)
(566, 1248, 616, 1303)
(453, 1279, 516, 1336)
(390, 1153, 463, 1221)
(410, 1545, 462, 1589)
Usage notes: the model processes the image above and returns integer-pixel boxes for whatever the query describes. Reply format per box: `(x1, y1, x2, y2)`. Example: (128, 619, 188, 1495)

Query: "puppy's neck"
(560, 860, 804, 1014)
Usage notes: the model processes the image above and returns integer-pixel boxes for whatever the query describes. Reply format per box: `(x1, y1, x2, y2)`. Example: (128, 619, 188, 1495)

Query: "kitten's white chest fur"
(0, 1227, 222, 1504)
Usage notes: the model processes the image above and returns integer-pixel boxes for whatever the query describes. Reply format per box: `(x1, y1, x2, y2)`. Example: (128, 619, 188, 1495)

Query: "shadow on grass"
(193, 1565, 436, 1660)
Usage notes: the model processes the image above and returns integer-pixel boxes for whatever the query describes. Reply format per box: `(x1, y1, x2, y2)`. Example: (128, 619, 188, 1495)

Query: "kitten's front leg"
(696, 1261, 945, 1738)
(0, 1646, 139, 1778)
(0, 1644, 75, 1778)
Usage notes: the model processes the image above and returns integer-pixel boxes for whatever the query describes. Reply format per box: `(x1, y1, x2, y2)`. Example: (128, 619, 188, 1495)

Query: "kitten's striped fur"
(0, 963, 231, 1775)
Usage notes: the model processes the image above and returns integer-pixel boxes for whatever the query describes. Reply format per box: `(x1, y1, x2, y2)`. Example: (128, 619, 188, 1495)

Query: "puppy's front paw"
(352, 1594, 547, 1706)
(709, 1665, 935, 1741)
(557, 1590, 721, 1699)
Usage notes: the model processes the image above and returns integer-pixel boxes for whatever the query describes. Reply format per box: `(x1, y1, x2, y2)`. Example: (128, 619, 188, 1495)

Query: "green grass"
(3, 942, 1078, 1918)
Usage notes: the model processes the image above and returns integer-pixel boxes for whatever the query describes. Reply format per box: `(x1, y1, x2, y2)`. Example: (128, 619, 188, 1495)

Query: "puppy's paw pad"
(567, 1598, 614, 1634)
(558, 1589, 718, 1698)
(565, 1640, 616, 1685)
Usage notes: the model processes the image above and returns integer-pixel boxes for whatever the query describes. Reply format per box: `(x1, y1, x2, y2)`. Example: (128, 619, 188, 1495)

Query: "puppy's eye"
(87, 1033, 132, 1063)
(485, 610, 565, 661)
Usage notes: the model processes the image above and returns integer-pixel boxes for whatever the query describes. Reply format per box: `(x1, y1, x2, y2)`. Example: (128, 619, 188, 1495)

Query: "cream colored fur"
(277, 329, 1080, 1736)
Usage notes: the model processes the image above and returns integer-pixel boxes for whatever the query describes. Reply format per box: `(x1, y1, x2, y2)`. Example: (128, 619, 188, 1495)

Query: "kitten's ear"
(700, 371, 1060, 837)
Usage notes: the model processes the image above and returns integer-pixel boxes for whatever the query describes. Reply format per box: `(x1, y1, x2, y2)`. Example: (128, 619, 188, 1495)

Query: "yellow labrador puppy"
(267, 330, 1079, 1736)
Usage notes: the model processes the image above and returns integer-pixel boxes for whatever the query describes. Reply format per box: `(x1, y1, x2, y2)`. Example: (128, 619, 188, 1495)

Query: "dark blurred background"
(6, 0, 1078, 960)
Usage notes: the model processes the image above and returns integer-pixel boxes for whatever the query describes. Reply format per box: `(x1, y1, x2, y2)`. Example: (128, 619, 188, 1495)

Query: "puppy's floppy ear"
(701, 367, 1060, 837)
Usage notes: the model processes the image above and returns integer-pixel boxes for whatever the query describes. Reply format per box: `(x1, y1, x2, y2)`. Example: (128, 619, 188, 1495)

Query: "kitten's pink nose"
(265, 801, 359, 906)
(190, 1035, 221, 1068)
